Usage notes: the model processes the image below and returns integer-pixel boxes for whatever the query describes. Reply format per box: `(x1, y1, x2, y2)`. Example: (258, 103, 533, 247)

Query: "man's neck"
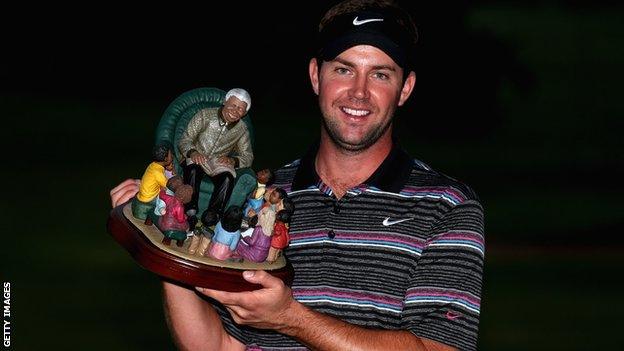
(315, 130, 393, 199)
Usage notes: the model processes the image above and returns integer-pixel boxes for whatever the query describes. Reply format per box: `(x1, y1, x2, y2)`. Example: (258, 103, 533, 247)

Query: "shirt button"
(327, 230, 336, 239)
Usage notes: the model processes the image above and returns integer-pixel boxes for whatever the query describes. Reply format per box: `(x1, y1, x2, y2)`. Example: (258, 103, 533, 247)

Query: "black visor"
(317, 10, 417, 70)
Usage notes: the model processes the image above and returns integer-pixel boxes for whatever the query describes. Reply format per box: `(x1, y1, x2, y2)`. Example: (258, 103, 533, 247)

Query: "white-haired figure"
(178, 88, 253, 230)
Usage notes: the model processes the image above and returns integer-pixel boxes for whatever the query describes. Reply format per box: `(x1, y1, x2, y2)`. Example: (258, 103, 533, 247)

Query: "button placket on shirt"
(327, 192, 353, 240)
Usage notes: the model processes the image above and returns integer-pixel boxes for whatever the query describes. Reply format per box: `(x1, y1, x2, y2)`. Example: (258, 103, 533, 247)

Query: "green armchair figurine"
(153, 87, 257, 219)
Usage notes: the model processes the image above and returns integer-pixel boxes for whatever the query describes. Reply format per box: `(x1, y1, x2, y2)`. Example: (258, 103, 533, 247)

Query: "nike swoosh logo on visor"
(353, 16, 384, 26)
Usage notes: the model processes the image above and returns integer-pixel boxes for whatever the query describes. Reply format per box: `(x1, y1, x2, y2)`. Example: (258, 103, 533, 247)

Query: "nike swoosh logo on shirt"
(382, 217, 413, 226)
(353, 16, 384, 26)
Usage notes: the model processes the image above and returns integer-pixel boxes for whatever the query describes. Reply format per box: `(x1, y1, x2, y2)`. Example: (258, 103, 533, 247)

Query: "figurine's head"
(174, 184, 193, 204)
(269, 187, 287, 205)
(152, 143, 173, 166)
(256, 168, 274, 185)
(275, 209, 292, 224)
(221, 206, 243, 232)
(166, 175, 184, 192)
(222, 88, 251, 124)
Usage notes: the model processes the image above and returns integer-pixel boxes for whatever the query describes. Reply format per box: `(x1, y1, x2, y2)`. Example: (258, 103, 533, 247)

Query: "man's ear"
(398, 71, 416, 106)
(309, 58, 320, 96)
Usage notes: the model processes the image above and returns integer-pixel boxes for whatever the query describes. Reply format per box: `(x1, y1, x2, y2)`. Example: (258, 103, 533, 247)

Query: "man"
(110, 1, 484, 350)
(179, 88, 253, 227)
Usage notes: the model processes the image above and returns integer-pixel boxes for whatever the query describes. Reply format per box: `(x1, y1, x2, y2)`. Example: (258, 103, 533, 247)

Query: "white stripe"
(365, 188, 460, 205)
(298, 298, 402, 314)
(428, 243, 485, 256)
(405, 299, 480, 314)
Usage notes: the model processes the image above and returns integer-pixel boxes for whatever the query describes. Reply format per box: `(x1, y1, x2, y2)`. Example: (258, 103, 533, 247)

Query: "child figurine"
(247, 187, 287, 228)
(132, 143, 174, 223)
(158, 184, 193, 247)
(235, 199, 278, 263)
(267, 198, 294, 263)
(155, 175, 184, 216)
(242, 169, 274, 229)
(206, 206, 243, 261)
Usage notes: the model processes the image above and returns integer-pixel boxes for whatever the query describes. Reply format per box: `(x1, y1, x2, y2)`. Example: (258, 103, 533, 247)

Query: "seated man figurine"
(178, 88, 253, 229)
(131, 143, 174, 222)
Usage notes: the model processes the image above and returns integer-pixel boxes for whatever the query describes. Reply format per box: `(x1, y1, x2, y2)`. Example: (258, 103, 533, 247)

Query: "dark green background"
(2, 1, 623, 350)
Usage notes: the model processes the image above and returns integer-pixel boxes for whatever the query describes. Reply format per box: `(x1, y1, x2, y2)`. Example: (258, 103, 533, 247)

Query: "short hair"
(225, 88, 251, 112)
(276, 209, 292, 224)
(166, 175, 184, 192)
(273, 188, 287, 201)
(221, 205, 243, 232)
(152, 143, 171, 162)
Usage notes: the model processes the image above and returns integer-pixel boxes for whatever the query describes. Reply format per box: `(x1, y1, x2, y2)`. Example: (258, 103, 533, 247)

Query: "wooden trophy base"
(107, 203, 294, 292)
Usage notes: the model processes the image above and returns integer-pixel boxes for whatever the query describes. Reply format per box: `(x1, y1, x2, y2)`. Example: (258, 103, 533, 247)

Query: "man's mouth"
(341, 107, 371, 117)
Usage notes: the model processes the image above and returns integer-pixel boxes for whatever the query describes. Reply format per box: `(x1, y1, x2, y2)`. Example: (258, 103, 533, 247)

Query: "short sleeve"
(402, 200, 485, 351)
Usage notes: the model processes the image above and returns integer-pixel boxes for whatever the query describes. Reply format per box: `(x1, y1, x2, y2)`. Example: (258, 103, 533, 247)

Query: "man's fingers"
(110, 179, 140, 208)
(111, 187, 139, 208)
(110, 178, 140, 195)
(242, 271, 281, 290)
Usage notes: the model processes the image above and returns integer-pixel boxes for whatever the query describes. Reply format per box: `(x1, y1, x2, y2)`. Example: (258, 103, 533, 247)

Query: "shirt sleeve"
(233, 125, 253, 168)
(402, 200, 485, 351)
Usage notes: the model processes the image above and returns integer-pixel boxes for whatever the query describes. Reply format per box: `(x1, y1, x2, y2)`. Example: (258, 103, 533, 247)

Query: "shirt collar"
(291, 139, 414, 193)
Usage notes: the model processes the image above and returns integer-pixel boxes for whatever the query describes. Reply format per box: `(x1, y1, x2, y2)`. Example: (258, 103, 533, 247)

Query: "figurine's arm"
(178, 110, 206, 160)
(162, 281, 245, 351)
(233, 127, 253, 168)
(172, 203, 186, 223)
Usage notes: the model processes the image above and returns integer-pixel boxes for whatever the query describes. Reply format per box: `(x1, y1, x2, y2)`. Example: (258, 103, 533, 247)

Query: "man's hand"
(110, 179, 140, 207)
(196, 270, 297, 332)
(218, 156, 236, 168)
(190, 150, 207, 165)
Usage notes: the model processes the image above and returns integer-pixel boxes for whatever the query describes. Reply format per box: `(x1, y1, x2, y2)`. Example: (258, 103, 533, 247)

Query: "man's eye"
(373, 72, 390, 80)
(335, 67, 350, 75)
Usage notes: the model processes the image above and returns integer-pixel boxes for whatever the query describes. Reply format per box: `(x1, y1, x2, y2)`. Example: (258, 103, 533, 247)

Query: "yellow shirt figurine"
(131, 144, 174, 221)
(137, 162, 168, 203)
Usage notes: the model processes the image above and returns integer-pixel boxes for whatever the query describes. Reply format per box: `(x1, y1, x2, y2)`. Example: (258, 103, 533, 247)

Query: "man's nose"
(348, 74, 370, 100)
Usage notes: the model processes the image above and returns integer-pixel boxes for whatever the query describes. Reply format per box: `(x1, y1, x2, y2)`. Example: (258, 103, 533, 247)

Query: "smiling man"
(111, 1, 484, 350)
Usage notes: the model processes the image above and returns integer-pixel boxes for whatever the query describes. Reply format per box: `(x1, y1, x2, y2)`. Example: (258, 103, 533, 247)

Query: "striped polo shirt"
(217, 142, 485, 351)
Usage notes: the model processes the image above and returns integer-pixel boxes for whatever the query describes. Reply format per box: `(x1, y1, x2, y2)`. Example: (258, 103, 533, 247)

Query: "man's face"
(309, 45, 415, 152)
(222, 96, 248, 124)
